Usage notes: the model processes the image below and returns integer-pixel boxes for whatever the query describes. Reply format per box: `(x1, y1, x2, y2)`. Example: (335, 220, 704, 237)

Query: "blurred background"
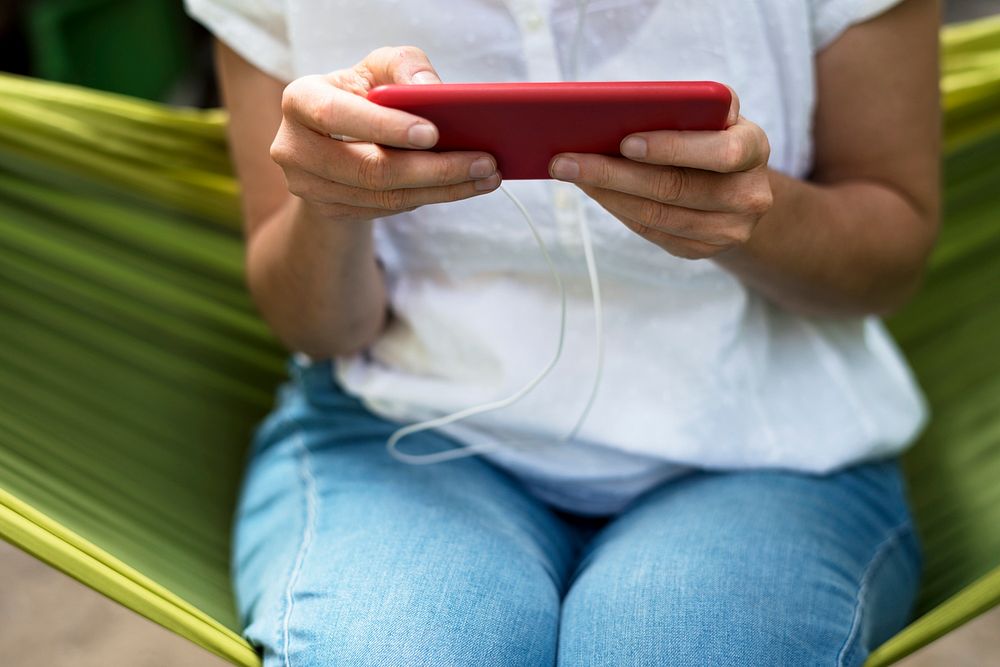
(0, 0, 998, 107)
(0, 0, 999, 666)
(0, 0, 217, 107)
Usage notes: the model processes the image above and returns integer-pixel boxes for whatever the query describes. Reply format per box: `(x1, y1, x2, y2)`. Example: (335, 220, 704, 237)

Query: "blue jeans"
(233, 356, 921, 666)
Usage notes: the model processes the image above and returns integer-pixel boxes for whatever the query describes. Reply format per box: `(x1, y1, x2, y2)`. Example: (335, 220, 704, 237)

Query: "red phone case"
(367, 81, 731, 180)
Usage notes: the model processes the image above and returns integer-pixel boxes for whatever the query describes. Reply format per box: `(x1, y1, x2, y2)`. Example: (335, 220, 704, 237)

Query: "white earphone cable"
(566, 198, 603, 440)
(564, 0, 604, 440)
(386, 0, 602, 463)
(386, 185, 569, 463)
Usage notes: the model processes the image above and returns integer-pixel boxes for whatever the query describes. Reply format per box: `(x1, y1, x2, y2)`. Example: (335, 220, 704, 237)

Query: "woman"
(186, 0, 940, 664)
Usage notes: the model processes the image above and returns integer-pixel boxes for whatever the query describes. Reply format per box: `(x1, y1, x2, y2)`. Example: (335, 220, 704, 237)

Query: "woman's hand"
(546, 0, 939, 320)
(548, 92, 773, 260)
(218, 44, 502, 358)
(270, 46, 501, 223)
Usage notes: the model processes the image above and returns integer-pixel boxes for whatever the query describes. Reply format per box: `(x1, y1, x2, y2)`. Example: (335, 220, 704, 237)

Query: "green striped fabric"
(0, 73, 276, 665)
(1, 16, 999, 667)
(866, 16, 1000, 665)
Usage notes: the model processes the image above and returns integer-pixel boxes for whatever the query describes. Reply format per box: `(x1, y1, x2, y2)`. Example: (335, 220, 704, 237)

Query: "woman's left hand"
(549, 91, 774, 260)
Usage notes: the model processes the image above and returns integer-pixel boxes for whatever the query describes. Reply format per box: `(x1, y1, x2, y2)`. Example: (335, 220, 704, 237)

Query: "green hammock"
(1, 16, 999, 666)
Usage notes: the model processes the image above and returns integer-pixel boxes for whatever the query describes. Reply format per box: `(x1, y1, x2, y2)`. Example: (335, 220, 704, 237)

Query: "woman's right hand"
(270, 46, 501, 222)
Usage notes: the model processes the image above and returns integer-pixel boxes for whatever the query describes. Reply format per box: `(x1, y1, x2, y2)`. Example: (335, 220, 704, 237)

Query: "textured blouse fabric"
(187, 0, 925, 515)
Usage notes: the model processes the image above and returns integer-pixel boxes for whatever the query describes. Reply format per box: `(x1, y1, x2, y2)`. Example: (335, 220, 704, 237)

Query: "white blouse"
(187, 0, 926, 515)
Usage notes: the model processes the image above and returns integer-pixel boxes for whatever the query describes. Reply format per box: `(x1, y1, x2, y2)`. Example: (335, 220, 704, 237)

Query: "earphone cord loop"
(386, 0, 603, 463)
(386, 185, 569, 464)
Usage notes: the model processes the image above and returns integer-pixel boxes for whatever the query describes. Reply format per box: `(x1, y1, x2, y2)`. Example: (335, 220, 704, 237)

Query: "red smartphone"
(367, 81, 732, 180)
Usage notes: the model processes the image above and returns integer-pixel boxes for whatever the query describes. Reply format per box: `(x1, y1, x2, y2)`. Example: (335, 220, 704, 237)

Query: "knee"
(559, 549, 852, 666)
(267, 589, 558, 666)
(249, 539, 561, 667)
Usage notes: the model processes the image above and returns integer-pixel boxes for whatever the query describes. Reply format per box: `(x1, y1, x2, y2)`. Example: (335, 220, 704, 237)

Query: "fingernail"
(469, 157, 495, 179)
(408, 123, 437, 148)
(621, 136, 647, 159)
(475, 173, 501, 191)
(551, 157, 579, 181)
(412, 70, 439, 84)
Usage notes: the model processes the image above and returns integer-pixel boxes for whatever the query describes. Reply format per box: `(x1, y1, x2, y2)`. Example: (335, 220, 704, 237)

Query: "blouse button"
(554, 187, 574, 211)
(524, 12, 544, 31)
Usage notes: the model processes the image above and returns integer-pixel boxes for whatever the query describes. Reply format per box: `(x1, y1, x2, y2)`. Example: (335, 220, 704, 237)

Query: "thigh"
(558, 462, 922, 667)
(236, 356, 580, 667)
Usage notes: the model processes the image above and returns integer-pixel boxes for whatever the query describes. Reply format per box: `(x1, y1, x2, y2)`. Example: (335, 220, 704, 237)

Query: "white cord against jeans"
(386, 0, 602, 464)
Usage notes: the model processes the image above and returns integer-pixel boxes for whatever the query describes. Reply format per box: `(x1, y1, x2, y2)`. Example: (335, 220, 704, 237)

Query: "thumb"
(722, 84, 741, 127)
(362, 45, 443, 86)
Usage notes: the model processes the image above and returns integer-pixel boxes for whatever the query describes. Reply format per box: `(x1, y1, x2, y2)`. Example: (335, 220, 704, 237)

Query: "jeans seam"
(836, 520, 914, 667)
(279, 428, 319, 667)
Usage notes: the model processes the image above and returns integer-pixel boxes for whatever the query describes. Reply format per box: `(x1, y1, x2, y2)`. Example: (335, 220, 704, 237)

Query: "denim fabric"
(233, 356, 921, 666)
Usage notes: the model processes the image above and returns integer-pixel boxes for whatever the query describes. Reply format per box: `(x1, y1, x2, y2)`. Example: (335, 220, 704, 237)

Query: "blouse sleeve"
(810, 0, 907, 52)
(184, 0, 294, 81)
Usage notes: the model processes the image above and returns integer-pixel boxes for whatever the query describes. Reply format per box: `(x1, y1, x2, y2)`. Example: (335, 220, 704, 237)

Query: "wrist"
(714, 168, 798, 272)
(297, 196, 372, 229)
